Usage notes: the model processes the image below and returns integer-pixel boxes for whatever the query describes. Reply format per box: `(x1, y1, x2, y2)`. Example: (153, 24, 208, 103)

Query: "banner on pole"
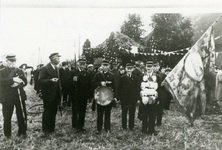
(162, 26, 215, 125)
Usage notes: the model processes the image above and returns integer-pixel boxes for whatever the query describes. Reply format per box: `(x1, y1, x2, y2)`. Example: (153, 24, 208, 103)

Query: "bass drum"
(94, 86, 113, 106)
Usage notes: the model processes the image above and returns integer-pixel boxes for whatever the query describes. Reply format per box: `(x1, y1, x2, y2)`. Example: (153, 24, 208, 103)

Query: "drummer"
(92, 59, 116, 134)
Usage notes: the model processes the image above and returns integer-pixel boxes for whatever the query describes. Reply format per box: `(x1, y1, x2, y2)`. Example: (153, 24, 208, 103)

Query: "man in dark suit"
(69, 59, 91, 132)
(0, 54, 27, 138)
(132, 63, 142, 77)
(111, 62, 120, 107)
(92, 60, 116, 134)
(59, 61, 70, 106)
(38, 52, 61, 135)
(118, 63, 139, 131)
(154, 61, 165, 126)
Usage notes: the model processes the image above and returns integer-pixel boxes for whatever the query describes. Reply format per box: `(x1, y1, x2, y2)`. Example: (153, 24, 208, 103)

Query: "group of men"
(0, 52, 172, 139)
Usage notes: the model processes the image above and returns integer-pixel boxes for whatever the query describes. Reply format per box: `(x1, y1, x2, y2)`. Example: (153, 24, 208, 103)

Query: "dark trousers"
(141, 104, 156, 134)
(121, 105, 136, 129)
(42, 100, 59, 133)
(2, 98, 27, 137)
(72, 97, 87, 129)
(156, 100, 164, 125)
(164, 91, 172, 110)
(97, 103, 112, 132)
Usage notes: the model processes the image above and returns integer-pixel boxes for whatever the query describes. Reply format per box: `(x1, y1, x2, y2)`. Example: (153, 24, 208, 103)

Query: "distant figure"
(0, 54, 27, 138)
(111, 62, 121, 105)
(132, 63, 142, 77)
(33, 64, 44, 95)
(215, 66, 222, 107)
(59, 61, 70, 106)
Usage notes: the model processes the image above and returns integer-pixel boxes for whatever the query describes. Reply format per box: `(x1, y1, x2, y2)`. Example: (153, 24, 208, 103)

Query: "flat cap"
(6, 54, 16, 62)
(102, 60, 110, 64)
(62, 61, 68, 66)
(165, 68, 172, 72)
(77, 59, 86, 62)
(126, 63, 134, 68)
(49, 53, 61, 59)
(146, 61, 153, 66)
(87, 64, 94, 68)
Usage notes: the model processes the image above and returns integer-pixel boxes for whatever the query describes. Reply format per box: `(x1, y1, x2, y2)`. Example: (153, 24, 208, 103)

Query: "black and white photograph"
(0, 0, 222, 149)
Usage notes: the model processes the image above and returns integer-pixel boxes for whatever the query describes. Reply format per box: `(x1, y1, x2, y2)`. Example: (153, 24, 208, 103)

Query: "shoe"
(129, 128, 134, 131)
(5, 135, 11, 139)
(156, 123, 161, 127)
(96, 130, 101, 134)
(39, 133, 49, 138)
(80, 128, 86, 132)
(18, 133, 27, 138)
(147, 131, 159, 136)
(77, 128, 86, 133)
(106, 130, 111, 134)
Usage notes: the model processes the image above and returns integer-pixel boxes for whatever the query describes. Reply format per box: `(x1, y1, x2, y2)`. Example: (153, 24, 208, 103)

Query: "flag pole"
(212, 14, 222, 27)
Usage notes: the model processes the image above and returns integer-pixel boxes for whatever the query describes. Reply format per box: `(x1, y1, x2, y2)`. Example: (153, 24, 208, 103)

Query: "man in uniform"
(118, 63, 139, 131)
(138, 61, 160, 136)
(69, 59, 91, 132)
(38, 52, 62, 136)
(154, 61, 165, 126)
(92, 60, 116, 134)
(59, 61, 70, 106)
(0, 54, 27, 138)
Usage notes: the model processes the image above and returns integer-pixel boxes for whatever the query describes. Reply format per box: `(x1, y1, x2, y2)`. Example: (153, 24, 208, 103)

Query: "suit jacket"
(59, 67, 69, 91)
(38, 63, 61, 101)
(92, 71, 116, 98)
(118, 74, 139, 106)
(69, 68, 91, 100)
(0, 67, 27, 103)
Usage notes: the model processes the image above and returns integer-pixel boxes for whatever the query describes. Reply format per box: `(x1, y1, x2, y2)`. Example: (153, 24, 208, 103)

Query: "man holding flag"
(162, 25, 216, 126)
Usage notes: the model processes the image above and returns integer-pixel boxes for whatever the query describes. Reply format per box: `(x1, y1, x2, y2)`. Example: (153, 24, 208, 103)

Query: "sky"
(1, 0, 222, 68)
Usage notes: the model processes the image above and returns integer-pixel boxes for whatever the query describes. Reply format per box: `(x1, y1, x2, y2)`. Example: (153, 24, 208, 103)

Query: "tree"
(82, 39, 91, 49)
(82, 39, 93, 64)
(120, 14, 145, 44)
(150, 13, 194, 67)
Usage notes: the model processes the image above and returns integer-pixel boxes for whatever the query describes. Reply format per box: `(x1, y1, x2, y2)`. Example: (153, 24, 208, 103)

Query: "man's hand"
(13, 77, 23, 84)
(101, 81, 106, 86)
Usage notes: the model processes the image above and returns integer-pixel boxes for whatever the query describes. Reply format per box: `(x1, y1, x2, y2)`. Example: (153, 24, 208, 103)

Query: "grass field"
(0, 83, 222, 150)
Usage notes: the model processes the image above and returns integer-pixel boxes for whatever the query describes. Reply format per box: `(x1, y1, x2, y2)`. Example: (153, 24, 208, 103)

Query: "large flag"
(162, 26, 215, 125)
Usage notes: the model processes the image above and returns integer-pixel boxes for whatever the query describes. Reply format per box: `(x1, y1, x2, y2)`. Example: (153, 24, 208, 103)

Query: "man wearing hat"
(111, 62, 121, 107)
(92, 59, 116, 134)
(138, 60, 160, 136)
(132, 62, 142, 77)
(118, 63, 139, 131)
(0, 54, 27, 138)
(69, 58, 91, 132)
(59, 61, 70, 107)
(87, 64, 96, 102)
(154, 61, 165, 127)
(38, 52, 62, 136)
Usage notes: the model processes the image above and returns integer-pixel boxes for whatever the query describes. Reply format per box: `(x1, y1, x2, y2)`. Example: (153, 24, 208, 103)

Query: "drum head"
(94, 86, 113, 106)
